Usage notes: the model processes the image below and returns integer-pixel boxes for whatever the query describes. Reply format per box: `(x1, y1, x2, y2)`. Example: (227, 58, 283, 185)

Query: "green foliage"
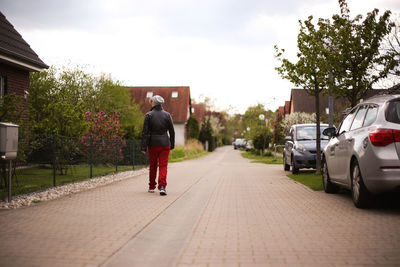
(29, 66, 144, 139)
(287, 172, 323, 191)
(275, 16, 329, 175)
(0, 165, 139, 200)
(251, 127, 272, 151)
(169, 139, 207, 162)
(186, 115, 200, 139)
(241, 151, 283, 165)
(326, 0, 396, 107)
(242, 104, 273, 137)
(224, 113, 242, 143)
(198, 117, 215, 151)
(0, 93, 29, 163)
(29, 67, 90, 137)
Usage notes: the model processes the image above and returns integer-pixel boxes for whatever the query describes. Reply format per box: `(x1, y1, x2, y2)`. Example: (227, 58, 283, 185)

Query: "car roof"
(292, 123, 329, 128)
(362, 94, 400, 105)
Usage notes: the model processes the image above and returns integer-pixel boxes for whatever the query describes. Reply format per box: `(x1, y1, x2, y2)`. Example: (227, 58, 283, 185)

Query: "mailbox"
(0, 122, 19, 160)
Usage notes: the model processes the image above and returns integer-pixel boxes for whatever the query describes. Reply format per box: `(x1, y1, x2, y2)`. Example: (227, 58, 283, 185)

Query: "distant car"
(283, 124, 329, 174)
(245, 140, 253, 151)
(322, 94, 400, 208)
(233, 138, 246, 149)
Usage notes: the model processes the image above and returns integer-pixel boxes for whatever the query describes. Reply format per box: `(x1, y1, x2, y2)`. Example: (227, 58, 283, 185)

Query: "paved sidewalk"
(0, 146, 400, 267)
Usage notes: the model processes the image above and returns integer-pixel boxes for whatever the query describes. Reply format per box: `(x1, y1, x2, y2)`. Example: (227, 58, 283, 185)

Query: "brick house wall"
(0, 62, 30, 123)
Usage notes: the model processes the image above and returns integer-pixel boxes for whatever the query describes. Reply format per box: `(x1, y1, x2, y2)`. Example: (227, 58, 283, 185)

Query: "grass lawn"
(169, 141, 209, 163)
(286, 171, 323, 191)
(1, 164, 145, 200)
(169, 149, 208, 163)
(241, 151, 283, 164)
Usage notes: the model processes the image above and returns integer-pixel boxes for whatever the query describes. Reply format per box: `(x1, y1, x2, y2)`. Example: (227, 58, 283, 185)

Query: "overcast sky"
(2, 0, 399, 113)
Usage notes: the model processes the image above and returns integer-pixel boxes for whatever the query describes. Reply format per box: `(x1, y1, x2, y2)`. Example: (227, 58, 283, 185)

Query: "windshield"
(296, 126, 329, 140)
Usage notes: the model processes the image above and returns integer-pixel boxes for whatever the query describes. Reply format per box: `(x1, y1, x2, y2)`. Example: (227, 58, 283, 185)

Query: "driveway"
(0, 146, 399, 266)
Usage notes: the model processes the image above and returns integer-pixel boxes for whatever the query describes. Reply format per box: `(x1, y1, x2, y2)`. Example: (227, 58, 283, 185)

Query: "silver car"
(322, 94, 400, 208)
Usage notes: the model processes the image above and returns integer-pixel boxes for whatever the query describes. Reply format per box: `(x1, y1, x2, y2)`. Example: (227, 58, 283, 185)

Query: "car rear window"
(385, 100, 400, 124)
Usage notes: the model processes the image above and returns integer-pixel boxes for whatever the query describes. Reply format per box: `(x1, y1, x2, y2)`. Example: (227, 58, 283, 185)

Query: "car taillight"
(394, 129, 400, 143)
(369, 129, 400, 146)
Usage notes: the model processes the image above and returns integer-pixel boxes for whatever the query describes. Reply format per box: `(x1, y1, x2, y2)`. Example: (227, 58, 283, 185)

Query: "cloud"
(2, 0, 400, 114)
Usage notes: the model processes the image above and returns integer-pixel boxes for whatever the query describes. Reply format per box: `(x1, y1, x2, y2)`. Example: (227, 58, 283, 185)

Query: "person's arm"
(141, 114, 151, 153)
(168, 114, 175, 150)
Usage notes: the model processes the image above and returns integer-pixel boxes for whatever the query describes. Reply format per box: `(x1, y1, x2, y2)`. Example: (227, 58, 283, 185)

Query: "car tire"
(351, 160, 374, 209)
(322, 158, 339, 194)
(283, 153, 290, 171)
(291, 156, 299, 174)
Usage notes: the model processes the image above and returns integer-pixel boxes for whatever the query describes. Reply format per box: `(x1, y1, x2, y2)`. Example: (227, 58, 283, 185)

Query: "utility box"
(0, 122, 19, 160)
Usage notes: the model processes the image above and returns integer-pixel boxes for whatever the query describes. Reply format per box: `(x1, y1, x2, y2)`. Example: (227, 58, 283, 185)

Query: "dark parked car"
(284, 124, 329, 174)
(322, 94, 400, 208)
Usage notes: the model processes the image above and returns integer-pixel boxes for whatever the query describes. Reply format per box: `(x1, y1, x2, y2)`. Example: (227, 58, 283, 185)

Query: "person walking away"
(141, 95, 175, 196)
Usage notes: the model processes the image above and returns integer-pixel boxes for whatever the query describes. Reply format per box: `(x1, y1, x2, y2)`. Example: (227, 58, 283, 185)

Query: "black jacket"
(141, 105, 175, 151)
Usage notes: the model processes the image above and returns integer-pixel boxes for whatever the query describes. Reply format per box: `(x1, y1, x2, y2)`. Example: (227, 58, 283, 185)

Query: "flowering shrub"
(80, 111, 126, 164)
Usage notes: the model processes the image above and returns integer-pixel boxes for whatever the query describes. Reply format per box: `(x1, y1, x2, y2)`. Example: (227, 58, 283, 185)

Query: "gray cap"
(152, 95, 164, 105)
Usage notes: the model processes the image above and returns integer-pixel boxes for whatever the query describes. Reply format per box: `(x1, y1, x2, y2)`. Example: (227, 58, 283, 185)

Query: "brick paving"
(0, 146, 400, 266)
(175, 148, 400, 266)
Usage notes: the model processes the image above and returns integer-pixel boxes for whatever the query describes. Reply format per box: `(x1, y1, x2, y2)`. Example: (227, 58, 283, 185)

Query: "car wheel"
(283, 153, 290, 171)
(322, 158, 339, 194)
(291, 156, 299, 174)
(351, 160, 374, 208)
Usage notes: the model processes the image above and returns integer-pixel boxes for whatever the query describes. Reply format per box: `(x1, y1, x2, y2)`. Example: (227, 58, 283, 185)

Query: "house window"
(172, 91, 178, 98)
(146, 91, 153, 98)
(0, 76, 5, 99)
(191, 107, 195, 113)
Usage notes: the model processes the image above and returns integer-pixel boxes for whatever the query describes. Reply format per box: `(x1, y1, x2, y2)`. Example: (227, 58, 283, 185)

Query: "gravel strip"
(0, 168, 148, 210)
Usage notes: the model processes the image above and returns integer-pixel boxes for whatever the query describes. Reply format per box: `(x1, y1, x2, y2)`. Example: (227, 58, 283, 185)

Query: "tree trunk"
(315, 92, 321, 175)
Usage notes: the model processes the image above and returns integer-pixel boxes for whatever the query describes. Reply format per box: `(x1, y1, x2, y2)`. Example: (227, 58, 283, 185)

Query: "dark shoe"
(159, 186, 167, 196)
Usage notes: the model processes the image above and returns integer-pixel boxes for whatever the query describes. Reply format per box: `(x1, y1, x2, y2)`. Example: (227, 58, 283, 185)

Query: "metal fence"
(0, 134, 148, 200)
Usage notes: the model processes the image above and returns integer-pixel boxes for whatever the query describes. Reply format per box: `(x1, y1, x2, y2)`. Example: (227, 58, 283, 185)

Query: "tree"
(252, 127, 272, 153)
(242, 104, 269, 136)
(94, 75, 144, 139)
(280, 112, 317, 136)
(275, 16, 329, 174)
(198, 117, 214, 151)
(0, 93, 28, 188)
(80, 110, 126, 164)
(382, 14, 400, 84)
(326, 0, 397, 107)
(29, 66, 144, 139)
(186, 115, 200, 140)
(29, 66, 92, 138)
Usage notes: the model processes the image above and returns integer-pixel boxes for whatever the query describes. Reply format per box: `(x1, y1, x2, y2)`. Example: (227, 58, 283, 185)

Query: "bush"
(186, 115, 200, 139)
(252, 128, 272, 151)
(169, 139, 205, 161)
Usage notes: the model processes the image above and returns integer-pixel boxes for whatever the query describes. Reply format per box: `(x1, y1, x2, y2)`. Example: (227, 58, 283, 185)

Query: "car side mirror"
(322, 127, 337, 137)
(284, 136, 292, 142)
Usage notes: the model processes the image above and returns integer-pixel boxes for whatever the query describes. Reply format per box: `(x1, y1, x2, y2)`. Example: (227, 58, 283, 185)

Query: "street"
(0, 146, 399, 267)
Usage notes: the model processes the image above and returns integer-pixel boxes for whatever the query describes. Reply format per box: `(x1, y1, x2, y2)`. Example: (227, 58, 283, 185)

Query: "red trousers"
(148, 146, 170, 190)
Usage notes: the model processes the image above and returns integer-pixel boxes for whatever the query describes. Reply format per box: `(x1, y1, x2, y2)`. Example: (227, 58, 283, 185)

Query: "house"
(289, 88, 388, 115)
(126, 86, 190, 146)
(0, 12, 48, 122)
(272, 88, 389, 142)
(284, 101, 291, 115)
(191, 103, 206, 124)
